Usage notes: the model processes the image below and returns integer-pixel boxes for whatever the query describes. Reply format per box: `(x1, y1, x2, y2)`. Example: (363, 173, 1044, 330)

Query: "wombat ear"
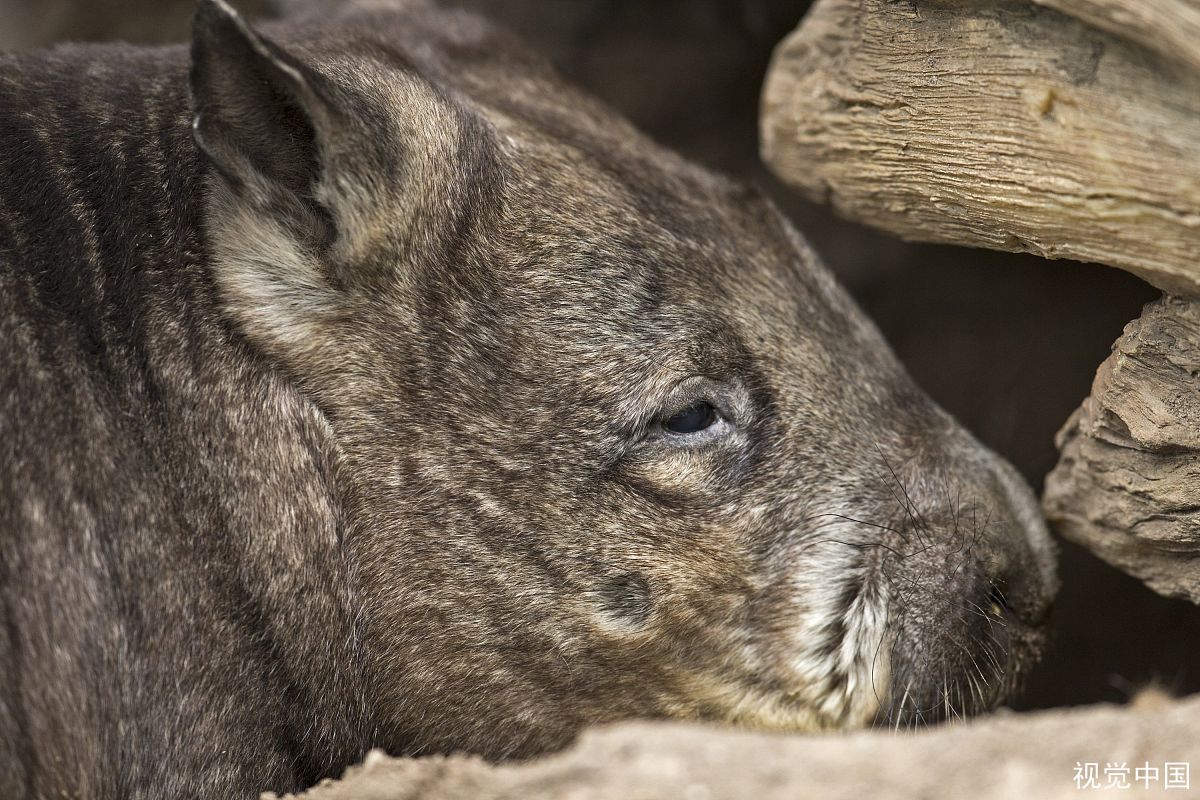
(189, 0, 340, 244)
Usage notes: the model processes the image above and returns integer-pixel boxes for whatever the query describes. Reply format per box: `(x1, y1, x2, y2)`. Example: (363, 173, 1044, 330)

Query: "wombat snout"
(870, 442, 1058, 726)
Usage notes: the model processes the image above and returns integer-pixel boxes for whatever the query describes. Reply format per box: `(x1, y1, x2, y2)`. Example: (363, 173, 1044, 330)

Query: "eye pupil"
(663, 401, 718, 435)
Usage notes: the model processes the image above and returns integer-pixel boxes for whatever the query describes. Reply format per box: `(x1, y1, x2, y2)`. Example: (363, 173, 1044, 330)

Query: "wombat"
(0, 0, 1058, 796)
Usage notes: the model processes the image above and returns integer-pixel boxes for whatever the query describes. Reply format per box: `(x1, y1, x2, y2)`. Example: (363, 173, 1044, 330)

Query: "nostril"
(987, 580, 1014, 619)
(985, 572, 1052, 627)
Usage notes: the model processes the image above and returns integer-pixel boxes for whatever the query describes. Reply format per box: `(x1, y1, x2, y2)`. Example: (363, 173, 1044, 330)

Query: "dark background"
(5, 0, 1198, 711)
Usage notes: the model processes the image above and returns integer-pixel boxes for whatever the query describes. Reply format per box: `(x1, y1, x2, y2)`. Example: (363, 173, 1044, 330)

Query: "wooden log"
(279, 695, 1200, 799)
(1044, 296, 1200, 603)
(1033, 0, 1200, 74)
(760, 0, 1200, 296)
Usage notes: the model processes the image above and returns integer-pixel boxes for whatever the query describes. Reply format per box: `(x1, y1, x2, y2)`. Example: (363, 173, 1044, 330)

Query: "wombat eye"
(663, 401, 719, 435)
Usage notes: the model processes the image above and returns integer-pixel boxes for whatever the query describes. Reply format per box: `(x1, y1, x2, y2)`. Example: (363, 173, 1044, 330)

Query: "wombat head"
(192, 0, 1057, 757)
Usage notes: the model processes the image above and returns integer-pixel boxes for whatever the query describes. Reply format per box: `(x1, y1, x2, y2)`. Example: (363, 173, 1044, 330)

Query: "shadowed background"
(4, 0, 1196, 711)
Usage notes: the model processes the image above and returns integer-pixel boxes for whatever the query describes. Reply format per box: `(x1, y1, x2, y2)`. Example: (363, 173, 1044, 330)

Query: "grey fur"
(0, 0, 1058, 796)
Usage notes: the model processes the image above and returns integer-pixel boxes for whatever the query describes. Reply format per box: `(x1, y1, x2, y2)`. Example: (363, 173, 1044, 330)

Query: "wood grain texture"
(278, 694, 1200, 800)
(1044, 296, 1200, 603)
(760, 0, 1200, 295)
(1034, 0, 1200, 73)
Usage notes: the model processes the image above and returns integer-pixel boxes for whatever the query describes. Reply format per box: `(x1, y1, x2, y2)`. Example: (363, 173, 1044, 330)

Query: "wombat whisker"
(965, 673, 981, 713)
(979, 641, 1006, 679)
(953, 641, 993, 693)
(808, 538, 909, 561)
(808, 512, 904, 537)
(877, 447, 939, 548)
(868, 613, 895, 716)
(966, 600, 1011, 631)
(893, 679, 914, 732)
(941, 482, 967, 556)
(869, 442, 931, 546)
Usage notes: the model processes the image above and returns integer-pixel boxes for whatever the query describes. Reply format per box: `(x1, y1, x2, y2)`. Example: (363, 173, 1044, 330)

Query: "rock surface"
(272, 693, 1200, 799)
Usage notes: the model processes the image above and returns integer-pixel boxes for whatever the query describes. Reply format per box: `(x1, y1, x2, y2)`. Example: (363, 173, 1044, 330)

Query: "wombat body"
(0, 1, 1057, 796)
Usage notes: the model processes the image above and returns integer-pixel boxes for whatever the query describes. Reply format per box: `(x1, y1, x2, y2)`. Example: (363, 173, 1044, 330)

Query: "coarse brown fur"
(0, 0, 1058, 796)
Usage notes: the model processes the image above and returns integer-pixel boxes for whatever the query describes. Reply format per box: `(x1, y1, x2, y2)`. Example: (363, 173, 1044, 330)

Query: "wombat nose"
(877, 437, 1058, 721)
(978, 456, 1058, 628)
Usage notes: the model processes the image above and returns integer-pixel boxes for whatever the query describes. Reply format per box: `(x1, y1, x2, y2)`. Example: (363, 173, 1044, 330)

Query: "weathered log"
(760, 0, 1200, 296)
(277, 692, 1198, 799)
(1044, 296, 1200, 603)
(1033, 0, 1200, 73)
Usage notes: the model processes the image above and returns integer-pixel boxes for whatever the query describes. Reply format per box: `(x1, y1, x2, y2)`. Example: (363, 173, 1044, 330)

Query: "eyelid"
(644, 378, 744, 444)
(662, 400, 721, 436)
